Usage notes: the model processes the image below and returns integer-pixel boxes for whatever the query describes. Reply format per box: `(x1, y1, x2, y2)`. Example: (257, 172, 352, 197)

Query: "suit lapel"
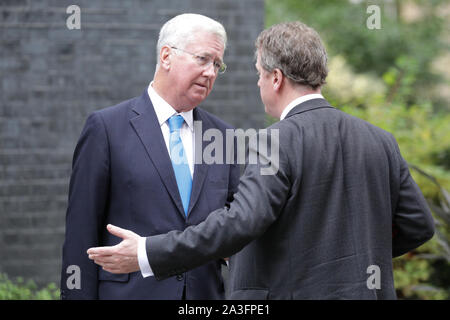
(285, 98, 334, 119)
(129, 91, 186, 219)
(186, 108, 209, 215)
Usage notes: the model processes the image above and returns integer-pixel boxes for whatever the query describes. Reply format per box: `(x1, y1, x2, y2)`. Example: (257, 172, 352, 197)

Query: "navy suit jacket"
(60, 91, 240, 299)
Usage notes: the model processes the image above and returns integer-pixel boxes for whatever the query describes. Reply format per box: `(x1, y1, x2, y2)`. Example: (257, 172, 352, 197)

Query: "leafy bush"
(266, 0, 448, 111)
(0, 273, 60, 300)
(393, 168, 450, 300)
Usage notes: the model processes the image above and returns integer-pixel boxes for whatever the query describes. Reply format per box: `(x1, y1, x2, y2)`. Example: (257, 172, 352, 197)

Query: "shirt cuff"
(137, 236, 154, 278)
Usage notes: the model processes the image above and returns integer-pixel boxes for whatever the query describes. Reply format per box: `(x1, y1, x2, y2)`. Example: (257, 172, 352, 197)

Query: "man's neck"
(277, 86, 321, 119)
(285, 87, 321, 105)
(151, 79, 172, 106)
(279, 89, 323, 120)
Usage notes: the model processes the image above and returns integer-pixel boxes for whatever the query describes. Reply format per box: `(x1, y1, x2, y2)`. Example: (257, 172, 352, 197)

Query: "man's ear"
(159, 46, 172, 70)
(272, 68, 284, 91)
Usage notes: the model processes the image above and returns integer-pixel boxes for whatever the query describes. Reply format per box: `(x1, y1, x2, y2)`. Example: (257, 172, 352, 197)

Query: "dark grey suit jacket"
(146, 98, 435, 299)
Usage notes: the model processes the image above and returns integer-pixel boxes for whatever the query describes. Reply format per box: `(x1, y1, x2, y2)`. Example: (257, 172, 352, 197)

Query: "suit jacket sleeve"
(391, 140, 435, 257)
(146, 129, 290, 280)
(226, 137, 241, 207)
(218, 143, 240, 266)
(61, 112, 110, 299)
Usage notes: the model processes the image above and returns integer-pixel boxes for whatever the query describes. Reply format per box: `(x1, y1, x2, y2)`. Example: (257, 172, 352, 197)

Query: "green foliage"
(0, 273, 60, 300)
(266, 0, 447, 109)
(393, 253, 449, 300)
(393, 170, 450, 300)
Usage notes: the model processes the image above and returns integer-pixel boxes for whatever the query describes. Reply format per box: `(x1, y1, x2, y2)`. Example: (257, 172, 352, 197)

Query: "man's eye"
(196, 55, 208, 64)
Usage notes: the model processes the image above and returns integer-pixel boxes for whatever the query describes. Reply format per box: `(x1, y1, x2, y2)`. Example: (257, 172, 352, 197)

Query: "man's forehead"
(185, 34, 224, 52)
(194, 48, 224, 62)
(255, 53, 262, 67)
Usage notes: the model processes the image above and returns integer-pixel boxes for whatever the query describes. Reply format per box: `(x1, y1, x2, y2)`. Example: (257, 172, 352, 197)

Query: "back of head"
(255, 21, 328, 90)
(156, 13, 227, 66)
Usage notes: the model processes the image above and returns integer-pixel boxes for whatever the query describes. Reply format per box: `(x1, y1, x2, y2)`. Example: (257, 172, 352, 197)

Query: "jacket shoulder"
(92, 96, 137, 119)
(195, 107, 235, 130)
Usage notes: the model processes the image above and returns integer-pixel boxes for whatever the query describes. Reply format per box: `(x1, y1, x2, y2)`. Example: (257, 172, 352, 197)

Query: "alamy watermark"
(170, 122, 280, 176)
(66, 5, 81, 30)
(66, 265, 81, 289)
(66, 4, 382, 31)
(66, 263, 382, 291)
(366, 5, 381, 30)
(367, 264, 381, 290)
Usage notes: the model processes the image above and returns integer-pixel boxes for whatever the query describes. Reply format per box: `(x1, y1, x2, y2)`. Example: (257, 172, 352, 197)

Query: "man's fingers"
(107, 224, 132, 239)
(90, 256, 119, 271)
(93, 256, 132, 274)
(87, 245, 116, 256)
(86, 225, 139, 256)
(89, 254, 113, 263)
(99, 262, 119, 273)
(85, 226, 140, 275)
(102, 266, 121, 274)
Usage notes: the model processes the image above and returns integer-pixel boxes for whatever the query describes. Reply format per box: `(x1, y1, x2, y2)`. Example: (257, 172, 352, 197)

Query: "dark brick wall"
(0, 0, 264, 286)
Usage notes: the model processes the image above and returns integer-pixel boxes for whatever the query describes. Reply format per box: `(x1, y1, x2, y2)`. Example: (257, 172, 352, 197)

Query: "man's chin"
(178, 101, 201, 113)
(189, 94, 209, 107)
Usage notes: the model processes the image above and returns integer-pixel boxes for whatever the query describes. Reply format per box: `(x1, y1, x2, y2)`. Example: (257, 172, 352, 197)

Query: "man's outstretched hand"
(87, 224, 140, 274)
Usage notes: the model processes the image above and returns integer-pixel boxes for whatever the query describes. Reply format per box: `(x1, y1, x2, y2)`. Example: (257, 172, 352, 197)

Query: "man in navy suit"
(60, 13, 239, 299)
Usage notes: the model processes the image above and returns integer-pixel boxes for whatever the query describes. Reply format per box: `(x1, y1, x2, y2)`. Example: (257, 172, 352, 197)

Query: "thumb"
(107, 224, 131, 239)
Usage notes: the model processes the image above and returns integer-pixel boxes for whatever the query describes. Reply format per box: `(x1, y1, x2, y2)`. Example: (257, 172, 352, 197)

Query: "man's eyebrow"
(199, 51, 223, 60)
(196, 51, 213, 57)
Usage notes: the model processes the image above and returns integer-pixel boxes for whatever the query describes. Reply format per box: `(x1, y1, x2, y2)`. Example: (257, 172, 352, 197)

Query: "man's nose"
(202, 62, 217, 77)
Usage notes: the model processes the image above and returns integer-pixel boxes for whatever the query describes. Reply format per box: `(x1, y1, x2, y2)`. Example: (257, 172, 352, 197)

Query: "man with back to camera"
(61, 13, 240, 299)
(88, 21, 435, 299)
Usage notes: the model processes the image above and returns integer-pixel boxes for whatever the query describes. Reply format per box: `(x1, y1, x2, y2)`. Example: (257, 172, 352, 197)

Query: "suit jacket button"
(176, 274, 183, 281)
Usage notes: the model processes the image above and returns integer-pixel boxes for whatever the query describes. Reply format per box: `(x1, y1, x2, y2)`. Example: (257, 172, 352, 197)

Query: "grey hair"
(156, 13, 227, 67)
(255, 21, 328, 89)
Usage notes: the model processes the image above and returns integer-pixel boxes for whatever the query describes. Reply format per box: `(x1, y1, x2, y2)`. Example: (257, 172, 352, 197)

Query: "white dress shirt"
(137, 82, 195, 278)
(280, 93, 324, 120)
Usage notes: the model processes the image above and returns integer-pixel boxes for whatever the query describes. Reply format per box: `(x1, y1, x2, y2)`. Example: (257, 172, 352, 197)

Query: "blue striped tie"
(168, 115, 192, 216)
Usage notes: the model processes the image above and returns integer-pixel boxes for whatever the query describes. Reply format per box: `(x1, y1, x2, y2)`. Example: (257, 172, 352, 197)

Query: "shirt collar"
(280, 93, 324, 120)
(147, 82, 194, 131)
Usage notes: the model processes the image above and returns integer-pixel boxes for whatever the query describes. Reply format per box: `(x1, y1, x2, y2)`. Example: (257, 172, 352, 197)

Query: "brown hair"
(255, 21, 328, 89)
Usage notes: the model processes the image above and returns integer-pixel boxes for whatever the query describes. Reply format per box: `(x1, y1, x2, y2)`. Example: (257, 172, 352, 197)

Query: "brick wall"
(0, 0, 264, 286)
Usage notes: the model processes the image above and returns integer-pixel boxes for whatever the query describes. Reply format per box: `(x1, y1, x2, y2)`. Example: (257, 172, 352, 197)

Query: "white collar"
(147, 82, 194, 131)
(280, 93, 324, 120)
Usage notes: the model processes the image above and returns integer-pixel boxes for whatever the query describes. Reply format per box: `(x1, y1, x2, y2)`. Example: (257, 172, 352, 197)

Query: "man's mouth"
(194, 83, 208, 90)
